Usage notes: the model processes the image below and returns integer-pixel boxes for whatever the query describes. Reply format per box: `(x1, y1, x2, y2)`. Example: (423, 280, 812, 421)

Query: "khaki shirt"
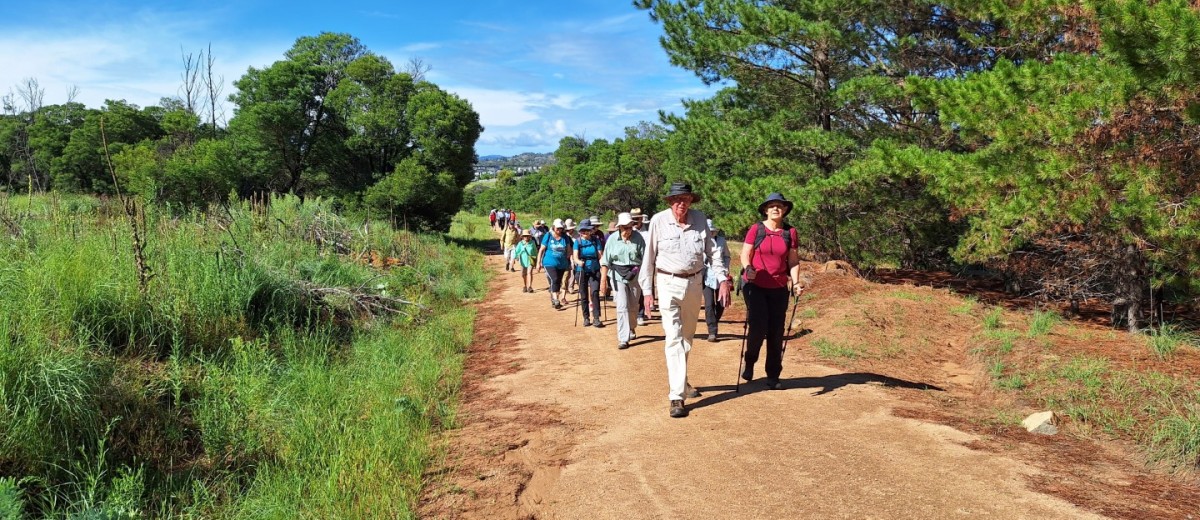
(638, 208, 727, 294)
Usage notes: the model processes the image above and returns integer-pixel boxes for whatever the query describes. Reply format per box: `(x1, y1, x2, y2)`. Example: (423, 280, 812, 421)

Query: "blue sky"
(0, 1, 719, 157)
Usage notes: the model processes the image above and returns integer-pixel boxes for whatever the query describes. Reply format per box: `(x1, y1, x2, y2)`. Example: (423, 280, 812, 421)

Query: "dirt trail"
(421, 255, 1108, 519)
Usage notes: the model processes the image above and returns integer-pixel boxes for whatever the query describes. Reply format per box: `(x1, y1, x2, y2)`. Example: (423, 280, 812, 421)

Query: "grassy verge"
(971, 304, 1200, 472)
(0, 194, 492, 518)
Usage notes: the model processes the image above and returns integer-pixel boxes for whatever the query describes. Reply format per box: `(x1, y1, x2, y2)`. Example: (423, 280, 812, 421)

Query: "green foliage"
(0, 477, 23, 520)
(1026, 309, 1062, 338)
(0, 195, 488, 516)
(812, 338, 863, 359)
(1144, 323, 1196, 360)
(982, 307, 1004, 330)
(470, 128, 669, 221)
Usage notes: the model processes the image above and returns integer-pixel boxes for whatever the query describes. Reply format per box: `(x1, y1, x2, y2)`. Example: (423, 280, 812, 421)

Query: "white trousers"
(613, 279, 641, 343)
(656, 272, 702, 401)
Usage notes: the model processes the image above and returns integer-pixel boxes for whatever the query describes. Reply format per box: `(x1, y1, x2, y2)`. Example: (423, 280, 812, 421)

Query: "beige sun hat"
(617, 212, 634, 227)
(564, 218, 576, 230)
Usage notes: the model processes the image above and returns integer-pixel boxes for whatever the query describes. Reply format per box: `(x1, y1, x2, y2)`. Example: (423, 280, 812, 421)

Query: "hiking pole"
(782, 292, 801, 354)
(736, 318, 749, 393)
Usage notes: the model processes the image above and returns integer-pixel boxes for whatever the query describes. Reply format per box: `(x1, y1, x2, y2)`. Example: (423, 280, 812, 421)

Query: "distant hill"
(477, 152, 555, 169)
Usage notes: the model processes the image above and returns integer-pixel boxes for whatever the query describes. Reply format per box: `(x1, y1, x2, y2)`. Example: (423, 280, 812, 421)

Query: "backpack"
(737, 222, 794, 294)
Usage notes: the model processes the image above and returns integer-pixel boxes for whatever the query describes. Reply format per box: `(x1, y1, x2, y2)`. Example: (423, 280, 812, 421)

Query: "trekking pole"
(736, 318, 749, 393)
(574, 272, 581, 327)
(782, 291, 801, 353)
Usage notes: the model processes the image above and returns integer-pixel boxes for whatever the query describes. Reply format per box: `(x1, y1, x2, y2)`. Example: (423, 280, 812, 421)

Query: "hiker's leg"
(764, 287, 789, 380)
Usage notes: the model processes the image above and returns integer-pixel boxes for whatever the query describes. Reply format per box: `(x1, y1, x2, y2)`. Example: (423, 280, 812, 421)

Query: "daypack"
(738, 222, 794, 294)
(577, 238, 601, 272)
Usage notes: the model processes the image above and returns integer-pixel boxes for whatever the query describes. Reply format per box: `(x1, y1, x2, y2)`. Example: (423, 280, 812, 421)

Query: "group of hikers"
(491, 183, 805, 418)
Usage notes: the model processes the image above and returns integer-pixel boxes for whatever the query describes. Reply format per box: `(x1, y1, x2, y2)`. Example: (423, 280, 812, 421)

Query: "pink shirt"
(743, 224, 797, 289)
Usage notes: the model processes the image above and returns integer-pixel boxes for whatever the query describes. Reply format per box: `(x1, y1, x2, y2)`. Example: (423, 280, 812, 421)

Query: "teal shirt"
(601, 231, 646, 283)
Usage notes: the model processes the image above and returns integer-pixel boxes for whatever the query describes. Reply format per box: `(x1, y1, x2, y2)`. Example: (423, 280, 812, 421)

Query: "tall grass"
(0, 194, 491, 517)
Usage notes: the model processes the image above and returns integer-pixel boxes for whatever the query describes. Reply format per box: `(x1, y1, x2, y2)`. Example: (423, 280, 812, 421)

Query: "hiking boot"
(637, 316, 646, 326)
(741, 366, 753, 382)
(617, 342, 630, 350)
(765, 378, 782, 390)
(552, 298, 562, 310)
(685, 386, 701, 399)
(593, 320, 605, 328)
(669, 400, 687, 418)
(707, 333, 718, 342)
(583, 319, 592, 327)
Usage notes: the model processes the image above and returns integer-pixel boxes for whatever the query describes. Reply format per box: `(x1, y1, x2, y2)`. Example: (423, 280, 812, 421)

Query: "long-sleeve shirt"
(601, 231, 646, 285)
(638, 208, 728, 294)
(704, 233, 731, 290)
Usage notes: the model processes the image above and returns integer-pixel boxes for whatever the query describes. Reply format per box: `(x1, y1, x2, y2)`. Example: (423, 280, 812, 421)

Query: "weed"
(950, 296, 978, 316)
(996, 374, 1026, 390)
(984, 329, 1019, 354)
(982, 307, 1004, 330)
(1026, 309, 1061, 338)
(1144, 323, 1196, 360)
(1148, 403, 1200, 471)
(987, 358, 1006, 379)
(799, 308, 818, 319)
(890, 290, 931, 303)
(812, 338, 863, 359)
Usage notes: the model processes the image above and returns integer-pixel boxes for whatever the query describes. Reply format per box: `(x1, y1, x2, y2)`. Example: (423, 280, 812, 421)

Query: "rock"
(1022, 411, 1059, 435)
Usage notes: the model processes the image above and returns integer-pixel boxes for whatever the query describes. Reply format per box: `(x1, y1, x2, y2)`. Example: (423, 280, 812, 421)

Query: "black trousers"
(702, 284, 725, 336)
(578, 269, 602, 321)
(742, 283, 788, 380)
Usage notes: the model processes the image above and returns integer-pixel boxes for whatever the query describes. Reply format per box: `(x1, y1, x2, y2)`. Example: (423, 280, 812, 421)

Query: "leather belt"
(656, 268, 701, 279)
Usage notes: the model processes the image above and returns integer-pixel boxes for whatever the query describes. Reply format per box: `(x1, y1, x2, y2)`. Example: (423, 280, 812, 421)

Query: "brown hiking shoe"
(685, 385, 701, 399)
(669, 400, 687, 418)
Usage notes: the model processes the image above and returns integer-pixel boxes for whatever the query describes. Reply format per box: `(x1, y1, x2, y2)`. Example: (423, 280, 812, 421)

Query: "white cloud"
(446, 86, 584, 128)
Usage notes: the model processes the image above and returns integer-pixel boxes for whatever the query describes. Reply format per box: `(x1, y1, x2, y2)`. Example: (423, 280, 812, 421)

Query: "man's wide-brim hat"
(663, 182, 701, 203)
(758, 192, 794, 217)
(630, 208, 649, 223)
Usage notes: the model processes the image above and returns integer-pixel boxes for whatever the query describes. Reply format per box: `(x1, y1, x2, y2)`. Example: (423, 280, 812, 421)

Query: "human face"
(763, 202, 787, 221)
(619, 225, 633, 239)
(668, 196, 693, 222)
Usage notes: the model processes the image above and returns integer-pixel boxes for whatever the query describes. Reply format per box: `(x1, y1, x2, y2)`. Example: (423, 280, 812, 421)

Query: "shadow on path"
(446, 234, 502, 255)
(689, 372, 944, 412)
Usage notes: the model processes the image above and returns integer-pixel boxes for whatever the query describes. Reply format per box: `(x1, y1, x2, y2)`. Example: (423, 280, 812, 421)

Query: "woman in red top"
(740, 193, 803, 389)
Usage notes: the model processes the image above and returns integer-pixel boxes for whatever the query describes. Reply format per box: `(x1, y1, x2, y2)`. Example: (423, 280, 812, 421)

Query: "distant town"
(472, 152, 555, 179)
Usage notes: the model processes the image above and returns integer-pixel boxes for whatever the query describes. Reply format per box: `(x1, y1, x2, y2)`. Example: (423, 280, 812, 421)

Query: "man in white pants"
(638, 182, 731, 418)
(600, 212, 645, 350)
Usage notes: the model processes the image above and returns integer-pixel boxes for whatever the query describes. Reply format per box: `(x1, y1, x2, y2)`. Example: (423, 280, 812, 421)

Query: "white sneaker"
(637, 317, 646, 326)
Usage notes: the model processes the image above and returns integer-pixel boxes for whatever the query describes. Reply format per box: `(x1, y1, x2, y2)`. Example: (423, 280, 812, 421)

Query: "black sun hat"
(663, 182, 701, 203)
(757, 192, 794, 218)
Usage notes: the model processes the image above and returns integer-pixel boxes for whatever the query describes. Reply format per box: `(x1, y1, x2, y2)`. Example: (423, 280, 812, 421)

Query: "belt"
(656, 268, 701, 279)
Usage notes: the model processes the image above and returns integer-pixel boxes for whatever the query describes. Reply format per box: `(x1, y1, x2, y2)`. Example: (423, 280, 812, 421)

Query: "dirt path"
(421, 255, 1110, 519)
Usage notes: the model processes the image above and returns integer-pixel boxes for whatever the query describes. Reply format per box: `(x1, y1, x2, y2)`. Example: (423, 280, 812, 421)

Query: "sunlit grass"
(0, 196, 488, 517)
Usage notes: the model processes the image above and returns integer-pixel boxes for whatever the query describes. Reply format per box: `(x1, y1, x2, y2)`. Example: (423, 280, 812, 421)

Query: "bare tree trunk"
(1112, 242, 1146, 333)
(180, 48, 202, 114)
(203, 43, 224, 137)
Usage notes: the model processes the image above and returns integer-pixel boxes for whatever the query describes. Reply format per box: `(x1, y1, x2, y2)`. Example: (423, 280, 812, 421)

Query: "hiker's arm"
(740, 231, 756, 280)
(537, 245, 547, 272)
(788, 247, 803, 296)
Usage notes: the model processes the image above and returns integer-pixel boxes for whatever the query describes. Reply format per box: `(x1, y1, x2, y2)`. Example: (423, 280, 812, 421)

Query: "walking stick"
(574, 273, 581, 327)
(783, 287, 802, 353)
(736, 318, 749, 393)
